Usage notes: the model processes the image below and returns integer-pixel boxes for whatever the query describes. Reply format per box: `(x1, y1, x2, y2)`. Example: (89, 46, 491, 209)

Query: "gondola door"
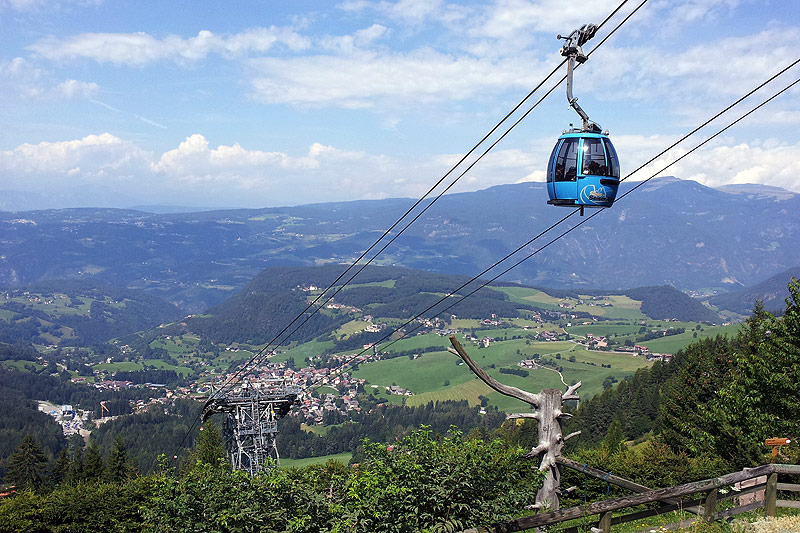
(547, 136, 580, 204)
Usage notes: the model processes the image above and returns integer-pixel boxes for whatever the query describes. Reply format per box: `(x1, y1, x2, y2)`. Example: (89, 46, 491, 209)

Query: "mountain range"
(2, 177, 799, 312)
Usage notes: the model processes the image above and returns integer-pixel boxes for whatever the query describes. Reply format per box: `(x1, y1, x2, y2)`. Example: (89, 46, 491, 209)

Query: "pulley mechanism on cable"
(547, 23, 620, 214)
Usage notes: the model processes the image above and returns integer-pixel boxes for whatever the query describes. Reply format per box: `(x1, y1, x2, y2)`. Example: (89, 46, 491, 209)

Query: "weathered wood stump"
(448, 335, 580, 511)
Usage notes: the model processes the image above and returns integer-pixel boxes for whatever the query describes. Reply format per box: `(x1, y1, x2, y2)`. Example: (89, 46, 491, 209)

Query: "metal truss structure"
(202, 380, 301, 474)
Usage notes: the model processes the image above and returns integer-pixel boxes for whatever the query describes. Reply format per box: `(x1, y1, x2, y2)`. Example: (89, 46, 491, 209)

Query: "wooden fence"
(462, 463, 800, 532)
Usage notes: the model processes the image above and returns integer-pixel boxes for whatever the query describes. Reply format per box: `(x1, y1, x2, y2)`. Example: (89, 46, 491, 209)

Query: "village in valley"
(24, 285, 706, 442)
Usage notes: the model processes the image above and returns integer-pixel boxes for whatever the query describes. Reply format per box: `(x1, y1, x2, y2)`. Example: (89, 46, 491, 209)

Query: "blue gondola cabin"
(546, 130, 620, 208)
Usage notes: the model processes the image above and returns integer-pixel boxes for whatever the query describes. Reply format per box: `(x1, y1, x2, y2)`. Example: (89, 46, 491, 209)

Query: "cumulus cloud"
(473, 0, 620, 39)
(148, 135, 382, 202)
(154, 134, 315, 176)
(53, 79, 99, 98)
(0, 133, 151, 184)
(612, 134, 800, 193)
(2, 131, 797, 208)
(27, 27, 310, 66)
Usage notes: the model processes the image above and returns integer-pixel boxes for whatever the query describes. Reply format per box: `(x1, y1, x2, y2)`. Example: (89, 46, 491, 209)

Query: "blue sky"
(1, 0, 799, 208)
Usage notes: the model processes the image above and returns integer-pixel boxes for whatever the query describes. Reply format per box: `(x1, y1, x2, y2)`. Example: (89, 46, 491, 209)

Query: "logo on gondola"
(579, 185, 612, 205)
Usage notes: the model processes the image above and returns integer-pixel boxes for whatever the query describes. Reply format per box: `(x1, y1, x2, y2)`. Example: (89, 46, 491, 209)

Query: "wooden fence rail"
(461, 463, 800, 532)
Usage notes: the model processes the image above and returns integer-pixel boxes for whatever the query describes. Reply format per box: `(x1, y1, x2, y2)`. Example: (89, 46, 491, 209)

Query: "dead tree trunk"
(448, 335, 580, 511)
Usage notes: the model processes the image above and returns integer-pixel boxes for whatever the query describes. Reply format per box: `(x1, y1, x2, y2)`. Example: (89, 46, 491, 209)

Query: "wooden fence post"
(597, 511, 612, 532)
(765, 472, 778, 517)
(703, 489, 717, 523)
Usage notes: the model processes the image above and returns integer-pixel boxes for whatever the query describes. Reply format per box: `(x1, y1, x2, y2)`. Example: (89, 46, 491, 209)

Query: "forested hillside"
(0, 280, 182, 346)
(187, 265, 543, 345)
(625, 285, 721, 322)
(709, 266, 800, 315)
(185, 265, 721, 346)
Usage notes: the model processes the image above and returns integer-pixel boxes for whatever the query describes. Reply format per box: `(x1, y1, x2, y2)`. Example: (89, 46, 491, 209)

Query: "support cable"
(306, 70, 800, 391)
(171, 58, 796, 471)
(171, 0, 683, 462)
(212, 0, 642, 396)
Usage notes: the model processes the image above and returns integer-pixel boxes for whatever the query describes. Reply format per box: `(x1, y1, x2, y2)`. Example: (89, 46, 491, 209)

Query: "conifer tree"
(105, 434, 136, 482)
(658, 336, 736, 457)
(712, 279, 800, 467)
(189, 420, 227, 468)
(50, 448, 71, 487)
(83, 440, 104, 481)
(601, 419, 626, 454)
(4, 435, 48, 491)
(66, 444, 84, 485)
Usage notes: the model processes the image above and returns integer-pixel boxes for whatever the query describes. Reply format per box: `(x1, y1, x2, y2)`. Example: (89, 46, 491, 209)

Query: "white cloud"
(150, 135, 379, 200)
(1, 128, 798, 207)
(27, 27, 310, 66)
(473, 0, 620, 39)
(248, 49, 548, 107)
(613, 134, 800, 193)
(0, 0, 102, 11)
(322, 24, 390, 53)
(0, 133, 151, 183)
(1, 57, 99, 100)
(153, 134, 316, 176)
(53, 79, 99, 99)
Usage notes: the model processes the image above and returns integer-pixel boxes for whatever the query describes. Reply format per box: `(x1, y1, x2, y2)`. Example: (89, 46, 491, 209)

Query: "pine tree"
(66, 444, 85, 485)
(83, 440, 105, 481)
(658, 335, 737, 456)
(4, 435, 49, 491)
(105, 434, 136, 482)
(50, 448, 71, 487)
(601, 419, 626, 454)
(189, 420, 227, 468)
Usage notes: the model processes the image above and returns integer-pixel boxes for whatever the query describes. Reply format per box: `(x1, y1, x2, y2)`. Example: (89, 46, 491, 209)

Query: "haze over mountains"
(2, 177, 799, 312)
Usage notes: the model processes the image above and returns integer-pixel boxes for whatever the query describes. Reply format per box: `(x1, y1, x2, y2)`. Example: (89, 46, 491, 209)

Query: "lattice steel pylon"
(202, 380, 300, 474)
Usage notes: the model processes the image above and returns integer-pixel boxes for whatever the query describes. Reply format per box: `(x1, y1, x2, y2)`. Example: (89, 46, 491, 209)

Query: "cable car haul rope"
(169, 0, 799, 467)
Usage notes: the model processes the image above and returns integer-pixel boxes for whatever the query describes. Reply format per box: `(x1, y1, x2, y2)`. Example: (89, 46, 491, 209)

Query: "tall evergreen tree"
(65, 435, 85, 486)
(712, 280, 800, 467)
(601, 419, 626, 454)
(50, 448, 71, 487)
(83, 440, 104, 481)
(658, 335, 737, 457)
(189, 420, 227, 468)
(4, 435, 48, 491)
(105, 434, 136, 482)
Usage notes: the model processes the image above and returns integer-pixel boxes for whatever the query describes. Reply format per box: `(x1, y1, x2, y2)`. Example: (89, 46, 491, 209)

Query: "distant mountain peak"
(714, 183, 798, 201)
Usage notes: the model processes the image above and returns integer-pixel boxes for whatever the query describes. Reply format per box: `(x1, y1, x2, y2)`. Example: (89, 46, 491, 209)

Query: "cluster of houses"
(200, 355, 369, 425)
(36, 402, 90, 437)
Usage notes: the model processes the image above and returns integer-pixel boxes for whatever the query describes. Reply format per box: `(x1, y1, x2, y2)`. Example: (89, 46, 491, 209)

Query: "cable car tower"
(202, 379, 301, 474)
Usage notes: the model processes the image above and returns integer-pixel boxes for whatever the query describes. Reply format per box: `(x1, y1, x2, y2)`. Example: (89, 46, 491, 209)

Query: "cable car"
(547, 24, 620, 211)
(546, 128, 619, 208)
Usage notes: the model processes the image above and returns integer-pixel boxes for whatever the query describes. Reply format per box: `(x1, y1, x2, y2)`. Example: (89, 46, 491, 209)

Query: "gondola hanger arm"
(558, 23, 600, 132)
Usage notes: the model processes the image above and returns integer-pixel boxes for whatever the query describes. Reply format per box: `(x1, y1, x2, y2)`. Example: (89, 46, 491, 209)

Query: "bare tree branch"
(449, 336, 543, 407)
